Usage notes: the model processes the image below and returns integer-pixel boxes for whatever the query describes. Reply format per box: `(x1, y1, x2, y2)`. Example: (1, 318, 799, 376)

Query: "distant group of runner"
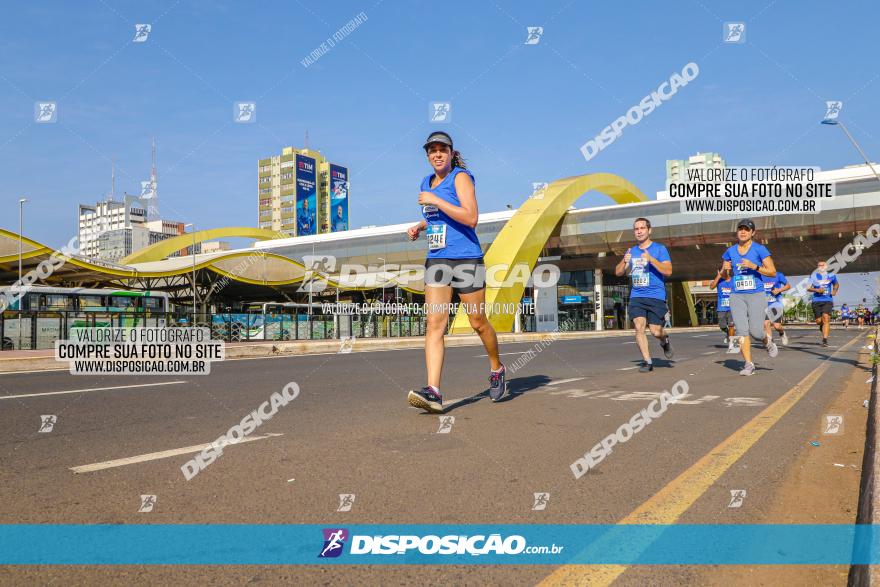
(840, 302, 878, 329)
(618, 216, 852, 376)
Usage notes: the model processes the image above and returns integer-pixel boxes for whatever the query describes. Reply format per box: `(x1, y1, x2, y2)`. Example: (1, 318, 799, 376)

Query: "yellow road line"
(539, 333, 864, 587)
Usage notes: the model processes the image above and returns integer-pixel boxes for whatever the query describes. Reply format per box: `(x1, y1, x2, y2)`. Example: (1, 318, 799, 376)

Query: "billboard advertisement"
(295, 154, 317, 236)
(329, 163, 349, 232)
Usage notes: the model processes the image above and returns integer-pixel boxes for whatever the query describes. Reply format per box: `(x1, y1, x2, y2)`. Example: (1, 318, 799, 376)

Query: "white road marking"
(0, 381, 187, 401)
(617, 366, 640, 371)
(546, 377, 585, 386)
(70, 433, 284, 474)
(622, 341, 637, 344)
(549, 388, 600, 398)
(692, 334, 710, 338)
(702, 351, 717, 355)
(0, 367, 69, 375)
(475, 352, 531, 357)
(287, 478, 296, 482)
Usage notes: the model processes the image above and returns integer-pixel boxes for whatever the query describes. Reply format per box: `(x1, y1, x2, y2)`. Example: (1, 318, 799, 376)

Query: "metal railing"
(1, 310, 518, 350)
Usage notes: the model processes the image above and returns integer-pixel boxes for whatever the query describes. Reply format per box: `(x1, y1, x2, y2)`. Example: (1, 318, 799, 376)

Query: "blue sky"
(0, 0, 878, 303)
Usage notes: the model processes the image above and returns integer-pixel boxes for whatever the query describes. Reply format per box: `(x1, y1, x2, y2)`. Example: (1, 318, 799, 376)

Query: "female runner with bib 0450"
(405, 131, 505, 413)
(721, 219, 779, 376)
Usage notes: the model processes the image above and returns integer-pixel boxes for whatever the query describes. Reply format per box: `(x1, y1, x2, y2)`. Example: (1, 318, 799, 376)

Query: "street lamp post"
(309, 242, 315, 316)
(378, 256, 388, 337)
(184, 223, 196, 323)
(822, 118, 880, 186)
(18, 198, 26, 350)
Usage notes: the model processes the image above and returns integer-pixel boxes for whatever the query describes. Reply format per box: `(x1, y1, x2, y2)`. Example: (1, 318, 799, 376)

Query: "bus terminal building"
(1, 164, 878, 341)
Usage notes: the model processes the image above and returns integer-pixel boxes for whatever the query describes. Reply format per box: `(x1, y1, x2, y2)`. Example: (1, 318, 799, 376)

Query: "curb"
(0, 325, 724, 373)
(850, 327, 879, 586)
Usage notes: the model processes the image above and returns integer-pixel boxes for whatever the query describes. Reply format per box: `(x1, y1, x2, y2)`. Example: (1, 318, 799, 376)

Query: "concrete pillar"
(670, 281, 699, 327)
(594, 269, 604, 331)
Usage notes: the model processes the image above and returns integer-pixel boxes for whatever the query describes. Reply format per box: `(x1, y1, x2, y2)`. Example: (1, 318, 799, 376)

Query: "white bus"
(1, 286, 171, 350)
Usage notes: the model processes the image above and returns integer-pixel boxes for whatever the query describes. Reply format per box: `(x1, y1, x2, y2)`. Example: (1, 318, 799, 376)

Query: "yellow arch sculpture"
(121, 227, 283, 264)
(449, 173, 648, 334)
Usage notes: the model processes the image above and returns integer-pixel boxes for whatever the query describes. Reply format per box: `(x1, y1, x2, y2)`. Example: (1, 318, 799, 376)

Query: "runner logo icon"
(39, 414, 57, 433)
(724, 22, 745, 43)
(319, 528, 349, 558)
(728, 489, 747, 508)
(337, 494, 355, 512)
(524, 27, 543, 45)
(532, 492, 550, 511)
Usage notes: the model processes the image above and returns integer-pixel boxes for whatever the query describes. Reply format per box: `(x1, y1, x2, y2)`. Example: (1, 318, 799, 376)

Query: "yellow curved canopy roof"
(121, 227, 282, 264)
(449, 172, 647, 333)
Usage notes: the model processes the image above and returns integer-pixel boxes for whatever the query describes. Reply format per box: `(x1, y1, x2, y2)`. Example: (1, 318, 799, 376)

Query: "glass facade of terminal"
(250, 170, 880, 332)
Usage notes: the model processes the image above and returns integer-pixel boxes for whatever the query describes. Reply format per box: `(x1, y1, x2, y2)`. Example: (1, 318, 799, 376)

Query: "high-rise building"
(77, 197, 188, 263)
(78, 196, 147, 260)
(258, 147, 349, 237)
(666, 152, 726, 184)
(96, 226, 150, 263)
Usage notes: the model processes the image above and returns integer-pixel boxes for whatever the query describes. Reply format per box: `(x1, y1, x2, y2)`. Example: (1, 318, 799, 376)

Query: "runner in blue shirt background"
(763, 271, 790, 347)
(841, 303, 852, 329)
(807, 260, 839, 346)
(614, 217, 674, 373)
(721, 219, 779, 376)
(709, 267, 736, 352)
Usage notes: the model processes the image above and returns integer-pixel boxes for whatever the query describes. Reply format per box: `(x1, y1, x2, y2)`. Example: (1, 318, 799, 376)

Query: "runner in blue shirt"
(614, 217, 674, 373)
(709, 268, 736, 352)
(405, 131, 505, 413)
(840, 303, 851, 329)
(721, 219, 779, 376)
(763, 271, 790, 347)
(807, 260, 839, 346)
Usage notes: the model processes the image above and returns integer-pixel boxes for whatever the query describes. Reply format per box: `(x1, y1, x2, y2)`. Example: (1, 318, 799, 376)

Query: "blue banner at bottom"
(1, 524, 878, 565)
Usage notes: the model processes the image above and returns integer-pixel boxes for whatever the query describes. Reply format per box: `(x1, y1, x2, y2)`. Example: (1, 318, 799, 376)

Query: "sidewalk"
(0, 325, 723, 373)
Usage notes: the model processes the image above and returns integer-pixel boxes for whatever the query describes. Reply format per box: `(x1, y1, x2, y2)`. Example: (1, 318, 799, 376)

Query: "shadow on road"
(443, 374, 553, 409)
(715, 358, 773, 373)
(442, 390, 488, 412)
(792, 347, 871, 371)
(502, 374, 552, 401)
(427, 375, 554, 413)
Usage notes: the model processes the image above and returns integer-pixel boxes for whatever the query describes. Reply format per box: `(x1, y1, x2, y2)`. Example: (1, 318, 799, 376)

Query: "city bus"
(0, 286, 169, 314)
(0, 286, 171, 350)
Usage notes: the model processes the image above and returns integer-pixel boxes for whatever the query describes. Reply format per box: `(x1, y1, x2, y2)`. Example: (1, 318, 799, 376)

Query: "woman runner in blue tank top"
(405, 131, 506, 413)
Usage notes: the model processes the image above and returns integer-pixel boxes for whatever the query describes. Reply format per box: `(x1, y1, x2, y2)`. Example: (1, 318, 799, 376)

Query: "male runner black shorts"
(811, 301, 833, 318)
(628, 297, 668, 326)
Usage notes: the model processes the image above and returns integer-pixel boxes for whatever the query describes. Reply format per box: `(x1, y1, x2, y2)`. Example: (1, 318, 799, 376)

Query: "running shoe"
(739, 361, 756, 376)
(822, 338, 829, 347)
(723, 336, 729, 345)
(766, 338, 778, 358)
(407, 386, 443, 413)
(780, 332, 789, 346)
(660, 336, 674, 359)
(727, 338, 740, 354)
(639, 361, 654, 373)
(489, 365, 507, 402)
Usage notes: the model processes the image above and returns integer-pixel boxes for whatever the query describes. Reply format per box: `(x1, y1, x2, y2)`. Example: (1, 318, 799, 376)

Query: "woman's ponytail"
(450, 150, 468, 170)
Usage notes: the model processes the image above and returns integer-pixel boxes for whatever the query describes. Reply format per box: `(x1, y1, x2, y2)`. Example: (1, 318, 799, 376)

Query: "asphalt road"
(0, 325, 870, 586)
